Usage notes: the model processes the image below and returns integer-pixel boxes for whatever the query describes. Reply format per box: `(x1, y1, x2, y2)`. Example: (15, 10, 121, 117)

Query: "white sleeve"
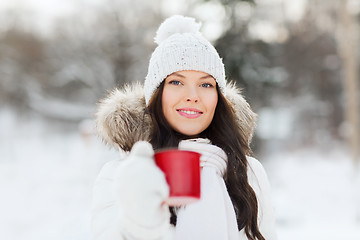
(91, 159, 176, 240)
(91, 160, 125, 240)
(247, 157, 278, 240)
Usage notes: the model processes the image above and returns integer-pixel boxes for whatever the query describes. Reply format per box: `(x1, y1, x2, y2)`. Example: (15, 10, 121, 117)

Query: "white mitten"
(115, 141, 171, 239)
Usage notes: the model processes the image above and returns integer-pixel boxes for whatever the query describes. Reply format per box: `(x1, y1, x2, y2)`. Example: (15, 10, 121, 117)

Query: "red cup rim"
(154, 148, 201, 156)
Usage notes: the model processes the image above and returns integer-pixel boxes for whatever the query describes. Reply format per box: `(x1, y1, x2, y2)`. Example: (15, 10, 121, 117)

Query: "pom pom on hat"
(154, 15, 202, 45)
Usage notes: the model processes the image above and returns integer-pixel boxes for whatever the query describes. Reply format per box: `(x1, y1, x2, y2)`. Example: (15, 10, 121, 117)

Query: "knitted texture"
(144, 15, 226, 105)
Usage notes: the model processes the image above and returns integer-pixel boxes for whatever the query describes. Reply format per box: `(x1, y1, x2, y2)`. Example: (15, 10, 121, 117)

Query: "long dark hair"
(147, 81, 264, 240)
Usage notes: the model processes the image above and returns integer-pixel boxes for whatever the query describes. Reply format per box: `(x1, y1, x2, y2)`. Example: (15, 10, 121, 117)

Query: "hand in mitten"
(115, 141, 171, 239)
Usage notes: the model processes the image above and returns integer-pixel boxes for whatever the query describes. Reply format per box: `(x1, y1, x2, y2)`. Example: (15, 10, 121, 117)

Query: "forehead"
(167, 70, 216, 81)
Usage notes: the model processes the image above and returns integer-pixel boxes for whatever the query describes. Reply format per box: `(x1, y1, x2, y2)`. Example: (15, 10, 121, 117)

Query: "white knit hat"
(144, 15, 226, 105)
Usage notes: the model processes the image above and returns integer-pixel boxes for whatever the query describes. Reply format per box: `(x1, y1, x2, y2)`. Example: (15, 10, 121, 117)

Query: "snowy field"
(264, 150, 360, 240)
(1, 106, 360, 240)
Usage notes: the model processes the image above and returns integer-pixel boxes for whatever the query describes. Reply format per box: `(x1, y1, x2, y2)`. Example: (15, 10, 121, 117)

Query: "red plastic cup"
(154, 149, 201, 206)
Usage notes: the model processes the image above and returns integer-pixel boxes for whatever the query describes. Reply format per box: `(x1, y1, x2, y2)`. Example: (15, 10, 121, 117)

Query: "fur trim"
(224, 82, 257, 144)
(95, 82, 257, 152)
(95, 83, 151, 152)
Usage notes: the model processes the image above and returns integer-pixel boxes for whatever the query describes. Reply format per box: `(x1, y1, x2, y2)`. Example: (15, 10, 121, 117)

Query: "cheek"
(205, 93, 218, 114)
(162, 87, 178, 117)
(162, 88, 172, 109)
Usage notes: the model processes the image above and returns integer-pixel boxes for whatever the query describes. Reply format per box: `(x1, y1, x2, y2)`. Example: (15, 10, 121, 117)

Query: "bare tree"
(337, 0, 360, 166)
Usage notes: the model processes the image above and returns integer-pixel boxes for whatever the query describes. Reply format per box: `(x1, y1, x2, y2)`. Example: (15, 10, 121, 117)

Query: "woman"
(92, 15, 277, 240)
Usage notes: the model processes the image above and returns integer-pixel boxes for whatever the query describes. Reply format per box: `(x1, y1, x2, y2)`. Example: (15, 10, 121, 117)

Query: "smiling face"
(161, 70, 218, 137)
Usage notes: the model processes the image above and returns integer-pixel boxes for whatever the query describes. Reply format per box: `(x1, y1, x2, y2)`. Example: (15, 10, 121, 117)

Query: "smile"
(176, 108, 203, 119)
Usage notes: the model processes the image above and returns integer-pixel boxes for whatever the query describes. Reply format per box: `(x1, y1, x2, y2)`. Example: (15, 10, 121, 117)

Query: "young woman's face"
(162, 70, 218, 137)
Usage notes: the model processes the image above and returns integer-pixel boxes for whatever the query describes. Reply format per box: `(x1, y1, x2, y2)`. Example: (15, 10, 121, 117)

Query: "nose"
(186, 98, 198, 102)
(185, 86, 199, 103)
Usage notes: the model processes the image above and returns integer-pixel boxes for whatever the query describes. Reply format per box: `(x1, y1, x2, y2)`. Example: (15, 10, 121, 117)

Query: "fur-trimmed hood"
(95, 82, 257, 152)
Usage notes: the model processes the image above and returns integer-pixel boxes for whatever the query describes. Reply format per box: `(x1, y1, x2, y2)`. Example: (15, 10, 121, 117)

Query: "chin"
(176, 128, 203, 137)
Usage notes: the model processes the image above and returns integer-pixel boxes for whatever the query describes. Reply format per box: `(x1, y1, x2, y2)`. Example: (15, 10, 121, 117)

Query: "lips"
(176, 108, 203, 119)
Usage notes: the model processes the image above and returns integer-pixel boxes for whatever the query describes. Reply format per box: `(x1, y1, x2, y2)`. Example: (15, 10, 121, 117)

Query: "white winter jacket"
(92, 154, 277, 240)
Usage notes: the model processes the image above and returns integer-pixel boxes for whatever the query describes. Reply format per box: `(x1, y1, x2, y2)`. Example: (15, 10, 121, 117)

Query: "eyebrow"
(200, 75, 213, 79)
(169, 73, 213, 79)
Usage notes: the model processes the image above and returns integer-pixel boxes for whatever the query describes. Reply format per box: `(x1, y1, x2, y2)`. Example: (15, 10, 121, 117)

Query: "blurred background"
(0, 0, 359, 239)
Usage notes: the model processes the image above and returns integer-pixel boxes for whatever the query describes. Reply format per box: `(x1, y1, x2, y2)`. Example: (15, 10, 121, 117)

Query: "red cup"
(154, 149, 201, 206)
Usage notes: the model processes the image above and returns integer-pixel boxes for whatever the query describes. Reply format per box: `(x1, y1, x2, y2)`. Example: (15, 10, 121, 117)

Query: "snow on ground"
(1, 107, 360, 240)
(0, 107, 119, 240)
(263, 149, 360, 240)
